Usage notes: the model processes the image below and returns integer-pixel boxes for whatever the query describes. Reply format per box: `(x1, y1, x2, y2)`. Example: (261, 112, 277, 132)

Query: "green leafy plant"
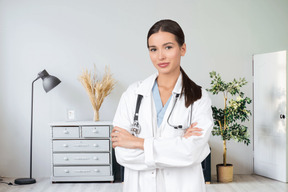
(207, 71, 252, 166)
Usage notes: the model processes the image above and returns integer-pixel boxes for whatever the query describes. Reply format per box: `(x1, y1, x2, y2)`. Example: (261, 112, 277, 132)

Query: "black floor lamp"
(14, 69, 61, 185)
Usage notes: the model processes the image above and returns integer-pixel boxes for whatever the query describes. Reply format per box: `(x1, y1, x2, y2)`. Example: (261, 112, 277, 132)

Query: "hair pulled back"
(147, 19, 202, 107)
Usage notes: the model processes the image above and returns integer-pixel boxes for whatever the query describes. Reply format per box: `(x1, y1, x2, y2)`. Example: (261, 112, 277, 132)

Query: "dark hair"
(147, 19, 202, 107)
(147, 19, 185, 48)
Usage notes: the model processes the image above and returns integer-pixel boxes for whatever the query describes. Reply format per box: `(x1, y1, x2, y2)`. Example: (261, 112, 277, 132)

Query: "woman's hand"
(111, 126, 144, 150)
(183, 122, 203, 138)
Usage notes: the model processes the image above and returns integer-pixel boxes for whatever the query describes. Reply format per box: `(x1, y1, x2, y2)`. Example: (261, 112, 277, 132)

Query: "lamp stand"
(14, 77, 39, 185)
(14, 178, 36, 185)
(14, 69, 60, 185)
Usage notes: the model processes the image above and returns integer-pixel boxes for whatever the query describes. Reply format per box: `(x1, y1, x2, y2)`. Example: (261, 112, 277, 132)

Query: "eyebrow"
(148, 42, 175, 48)
(163, 42, 174, 46)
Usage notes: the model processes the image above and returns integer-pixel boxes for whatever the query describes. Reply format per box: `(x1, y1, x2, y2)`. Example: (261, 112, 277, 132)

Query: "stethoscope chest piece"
(130, 121, 141, 136)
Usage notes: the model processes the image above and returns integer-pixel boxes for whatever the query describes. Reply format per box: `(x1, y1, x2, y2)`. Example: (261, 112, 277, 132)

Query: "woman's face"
(148, 31, 186, 75)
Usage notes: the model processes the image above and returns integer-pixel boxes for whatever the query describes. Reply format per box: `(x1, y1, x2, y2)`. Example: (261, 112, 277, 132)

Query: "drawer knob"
(63, 144, 68, 147)
(64, 130, 69, 134)
(64, 169, 69, 173)
(64, 157, 69, 161)
(93, 157, 99, 160)
(93, 144, 99, 147)
(93, 130, 99, 133)
(94, 169, 100, 172)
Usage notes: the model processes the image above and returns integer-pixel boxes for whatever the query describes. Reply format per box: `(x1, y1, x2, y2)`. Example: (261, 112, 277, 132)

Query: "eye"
(149, 48, 157, 52)
(165, 46, 173, 50)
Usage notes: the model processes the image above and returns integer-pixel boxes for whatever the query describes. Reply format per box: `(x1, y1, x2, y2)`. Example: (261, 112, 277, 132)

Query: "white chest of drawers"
(50, 121, 114, 182)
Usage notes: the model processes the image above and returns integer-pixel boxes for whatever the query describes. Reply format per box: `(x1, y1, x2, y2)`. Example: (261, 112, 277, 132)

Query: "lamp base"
(14, 178, 36, 185)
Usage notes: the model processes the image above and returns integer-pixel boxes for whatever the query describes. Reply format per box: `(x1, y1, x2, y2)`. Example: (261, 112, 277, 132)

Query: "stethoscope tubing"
(167, 93, 183, 129)
(131, 93, 193, 136)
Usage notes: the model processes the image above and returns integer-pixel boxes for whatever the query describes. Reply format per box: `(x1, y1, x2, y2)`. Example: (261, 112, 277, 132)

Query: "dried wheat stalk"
(79, 65, 116, 121)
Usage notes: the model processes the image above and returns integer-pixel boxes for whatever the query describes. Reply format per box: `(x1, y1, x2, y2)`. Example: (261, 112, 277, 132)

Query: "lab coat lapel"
(136, 73, 158, 138)
(172, 73, 182, 95)
(136, 73, 158, 96)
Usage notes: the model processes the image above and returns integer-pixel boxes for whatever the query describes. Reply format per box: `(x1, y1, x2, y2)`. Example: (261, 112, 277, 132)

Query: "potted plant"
(207, 71, 252, 183)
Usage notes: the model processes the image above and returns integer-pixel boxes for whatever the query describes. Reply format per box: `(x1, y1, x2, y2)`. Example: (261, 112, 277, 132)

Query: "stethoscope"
(130, 93, 193, 136)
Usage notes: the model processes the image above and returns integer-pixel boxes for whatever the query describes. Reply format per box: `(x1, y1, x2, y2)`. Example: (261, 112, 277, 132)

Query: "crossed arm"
(112, 88, 212, 170)
(111, 122, 203, 150)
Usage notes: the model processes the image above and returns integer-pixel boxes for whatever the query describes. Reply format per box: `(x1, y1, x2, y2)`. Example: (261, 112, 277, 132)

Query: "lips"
(158, 62, 169, 68)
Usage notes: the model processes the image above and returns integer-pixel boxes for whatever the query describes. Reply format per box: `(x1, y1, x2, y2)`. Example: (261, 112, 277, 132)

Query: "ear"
(181, 43, 186, 56)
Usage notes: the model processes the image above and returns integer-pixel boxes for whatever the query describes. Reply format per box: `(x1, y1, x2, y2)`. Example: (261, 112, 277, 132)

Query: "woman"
(112, 19, 213, 192)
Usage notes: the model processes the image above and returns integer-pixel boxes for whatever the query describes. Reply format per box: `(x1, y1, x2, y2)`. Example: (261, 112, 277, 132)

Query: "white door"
(253, 50, 287, 182)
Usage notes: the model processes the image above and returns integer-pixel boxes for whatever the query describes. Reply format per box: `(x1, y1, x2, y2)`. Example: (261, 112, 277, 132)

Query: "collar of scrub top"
(152, 80, 173, 127)
(136, 72, 183, 97)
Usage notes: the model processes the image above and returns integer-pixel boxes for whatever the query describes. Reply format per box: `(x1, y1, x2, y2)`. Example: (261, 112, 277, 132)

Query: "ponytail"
(180, 67, 202, 108)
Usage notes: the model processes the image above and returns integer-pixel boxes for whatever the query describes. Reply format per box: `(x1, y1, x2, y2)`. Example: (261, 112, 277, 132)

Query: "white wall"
(0, 0, 287, 178)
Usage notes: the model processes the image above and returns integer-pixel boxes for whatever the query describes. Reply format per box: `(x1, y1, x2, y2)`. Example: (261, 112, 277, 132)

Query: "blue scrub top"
(152, 80, 172, 127)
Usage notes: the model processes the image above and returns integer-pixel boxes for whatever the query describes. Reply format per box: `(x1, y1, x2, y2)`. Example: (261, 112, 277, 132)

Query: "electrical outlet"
(67, 109, 75, 120)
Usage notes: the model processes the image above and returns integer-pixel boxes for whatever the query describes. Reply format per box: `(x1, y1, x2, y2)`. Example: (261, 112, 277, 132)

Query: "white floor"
(0, 175, 287, 192)
(206, 175, 288, 192)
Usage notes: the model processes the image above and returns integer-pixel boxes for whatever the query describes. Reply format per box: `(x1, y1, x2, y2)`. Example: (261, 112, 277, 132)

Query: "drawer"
(54, 166, 110, 177)
(82, 126, 110, 138)
(53, 153, 110, 165)
(52, 127, 79, 138)
(53, 140, 109, 152)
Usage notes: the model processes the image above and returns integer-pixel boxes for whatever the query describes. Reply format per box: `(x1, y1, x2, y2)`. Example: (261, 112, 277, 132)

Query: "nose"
(158, 49, 165, 60)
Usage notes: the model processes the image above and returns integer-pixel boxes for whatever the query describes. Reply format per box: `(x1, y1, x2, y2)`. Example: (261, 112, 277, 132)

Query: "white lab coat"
(113, 73, 213, 192)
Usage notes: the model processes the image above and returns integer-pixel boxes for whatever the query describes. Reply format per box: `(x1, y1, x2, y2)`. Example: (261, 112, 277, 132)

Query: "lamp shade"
(38, 70, 61, 92)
